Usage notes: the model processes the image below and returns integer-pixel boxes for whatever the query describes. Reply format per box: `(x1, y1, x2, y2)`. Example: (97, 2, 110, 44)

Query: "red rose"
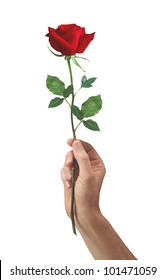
(46, 24, 95, 56)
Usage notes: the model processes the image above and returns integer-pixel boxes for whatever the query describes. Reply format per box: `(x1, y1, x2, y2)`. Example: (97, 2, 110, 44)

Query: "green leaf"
(83, 119, 100, 131)
(71, 56, 85, 71)
(63, 85, 73, 98)
(81, 95, 102, 117)
(81, 77, 97, 88)
(72, 105, 84, 120)
(48, 97, 64, 108)
(75, 55, 89, 62)
(46, 75, 65, 96)
(81, 75, 87, 83)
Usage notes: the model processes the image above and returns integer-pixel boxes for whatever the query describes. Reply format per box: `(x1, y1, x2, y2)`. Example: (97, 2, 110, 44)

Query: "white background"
(0, 0, 165, 276)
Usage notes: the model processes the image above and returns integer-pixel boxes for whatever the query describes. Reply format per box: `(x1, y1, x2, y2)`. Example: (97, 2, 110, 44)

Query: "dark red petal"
(76, 32, 95, 54)
(57, 24, 77, 33)
(61, 26, 83, 50)
(46, 27, 75, 55)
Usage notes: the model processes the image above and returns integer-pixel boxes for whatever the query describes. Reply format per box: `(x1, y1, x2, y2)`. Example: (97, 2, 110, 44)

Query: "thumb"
(72, 140, 91, 176)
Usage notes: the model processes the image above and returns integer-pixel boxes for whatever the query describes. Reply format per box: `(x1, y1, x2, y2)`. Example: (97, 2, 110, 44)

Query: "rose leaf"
(81, 95, 102, 117)
(48, 97, 64, 108)
(83, 119, 100, 131)
(63, 85, 73, 98)
(46, 75, 65, 96)
(81, 77, 97, 88)
(71, 105, 84, 120)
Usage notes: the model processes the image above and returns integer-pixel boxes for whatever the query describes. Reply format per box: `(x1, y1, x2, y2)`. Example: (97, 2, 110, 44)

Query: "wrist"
(76, 210, 137, 260)
(75, 208, 103, 234)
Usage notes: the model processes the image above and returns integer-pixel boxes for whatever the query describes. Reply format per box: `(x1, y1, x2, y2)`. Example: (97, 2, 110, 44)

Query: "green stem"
(75, 120, 83, 132)
(74, 87, 81, 97)
(71, 165, 76, 235)
(64, 98, 71, 108)
(66, 56, 77, 235)
(67, 57, 76, 139)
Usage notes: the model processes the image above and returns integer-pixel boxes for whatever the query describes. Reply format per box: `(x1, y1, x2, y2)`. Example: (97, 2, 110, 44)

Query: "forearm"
(76, 211, 137, 260)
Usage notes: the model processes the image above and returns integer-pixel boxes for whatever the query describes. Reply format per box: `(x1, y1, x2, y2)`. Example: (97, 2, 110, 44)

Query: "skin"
(61, 139, 136, 260)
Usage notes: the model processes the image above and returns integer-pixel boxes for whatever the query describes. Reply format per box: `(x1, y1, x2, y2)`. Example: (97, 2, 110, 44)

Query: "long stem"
(66, 57, 77, 235)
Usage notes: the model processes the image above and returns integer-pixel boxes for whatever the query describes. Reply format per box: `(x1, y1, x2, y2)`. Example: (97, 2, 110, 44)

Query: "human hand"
(61, 139, 106, 226)
(61, 139, 136, 260)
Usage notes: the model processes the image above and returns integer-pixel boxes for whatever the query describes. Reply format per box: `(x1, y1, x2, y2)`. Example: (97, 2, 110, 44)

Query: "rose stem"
(66, 56, 77, 235)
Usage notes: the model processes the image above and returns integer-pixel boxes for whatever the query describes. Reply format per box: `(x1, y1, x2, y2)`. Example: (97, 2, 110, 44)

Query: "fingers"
(61, 150, 73, 188)
(62, 139, 100, 188)
(67, 138, 93, 153)
(72, 140, 92, 177)
(67, 138, 102, 162)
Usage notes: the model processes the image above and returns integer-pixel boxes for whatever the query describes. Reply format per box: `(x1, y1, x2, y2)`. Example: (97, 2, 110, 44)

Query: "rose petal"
(47, 27, 75, 56)
(77, 32, 95, 53)
(46, 25, 95, 56)
(56, 25, 84, 54)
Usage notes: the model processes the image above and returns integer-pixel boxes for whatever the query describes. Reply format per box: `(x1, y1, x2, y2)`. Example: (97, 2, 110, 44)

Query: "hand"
(61, 139, 106, 225)
(61, 139, 136, 260)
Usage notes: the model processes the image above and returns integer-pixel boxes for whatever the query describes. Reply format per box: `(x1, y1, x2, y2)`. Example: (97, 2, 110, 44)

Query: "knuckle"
(60, 168, 66, 182)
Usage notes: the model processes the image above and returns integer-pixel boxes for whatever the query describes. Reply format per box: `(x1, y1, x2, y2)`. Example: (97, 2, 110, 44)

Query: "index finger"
(67, 138, 101, 161)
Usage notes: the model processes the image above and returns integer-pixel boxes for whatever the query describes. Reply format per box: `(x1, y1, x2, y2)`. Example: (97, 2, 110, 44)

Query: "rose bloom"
(46, 24, 95, 56)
